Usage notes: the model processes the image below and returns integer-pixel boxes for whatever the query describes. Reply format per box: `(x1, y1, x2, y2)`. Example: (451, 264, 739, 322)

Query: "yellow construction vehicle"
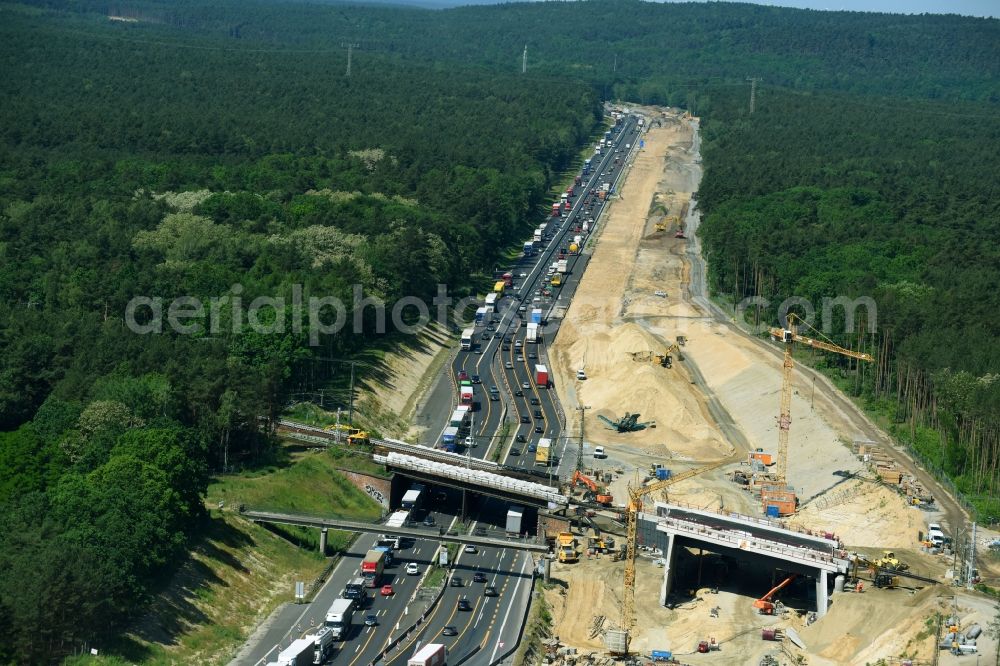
(872, 551, 909, 571)
(557, 532, 578, 563)
(627, 345, 681, 368)
(765, 314, 874, 516)
(324, 424, 370, 446)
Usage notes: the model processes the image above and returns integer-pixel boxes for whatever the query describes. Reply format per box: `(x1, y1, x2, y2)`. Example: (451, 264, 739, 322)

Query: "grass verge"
(206, 449, 383, 521)
(512, 583, 553, 666)
(423, 567, 446, 589)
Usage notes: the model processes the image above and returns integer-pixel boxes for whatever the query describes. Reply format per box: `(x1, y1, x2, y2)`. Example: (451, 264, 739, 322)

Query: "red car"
(457, 370, 469, 381)
(380, 584, 394, 596)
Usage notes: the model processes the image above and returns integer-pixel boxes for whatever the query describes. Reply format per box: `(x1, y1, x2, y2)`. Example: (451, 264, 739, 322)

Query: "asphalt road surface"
(244, 113, 643, 666)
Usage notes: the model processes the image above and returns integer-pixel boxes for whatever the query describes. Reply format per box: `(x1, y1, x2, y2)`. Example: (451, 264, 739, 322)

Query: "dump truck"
(408, 643, 446, 666)
(557, 532, 578, 563)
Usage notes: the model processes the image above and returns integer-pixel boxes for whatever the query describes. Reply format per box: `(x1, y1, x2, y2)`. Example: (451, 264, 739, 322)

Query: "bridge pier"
(319, 528, 328, 555)
(659, 533, 678, 606)
(815, 569, 828, 618)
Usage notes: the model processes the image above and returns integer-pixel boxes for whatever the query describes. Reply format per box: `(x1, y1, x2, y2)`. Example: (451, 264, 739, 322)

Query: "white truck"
(276, 637, 316, 666)
(325, 598, 354, 640)
(526, 322, 538, 343)
(312, 627, 335, 664)
(557, 259, 568, 273)
(506, 505, 524, 535)
(408, 643, 447, 666)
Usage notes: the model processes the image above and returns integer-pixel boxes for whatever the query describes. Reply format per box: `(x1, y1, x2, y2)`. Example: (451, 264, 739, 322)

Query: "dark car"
(442, 625, 458, 636)
(365, 614, 379, 626)
(473, 572, 487, 583)
(520, 415, 530, 423)
(502, 344, 510, 351)
(534, 426, 543, 434)
(528, 353, 537, 360)
(494, 332, 502, 339)
(530, 397, 540, 405)
(533, 410, 543, 419)
(423, 515, 436, 526)
(471, 374, 481, 384)
(484, 585, 498, 597)
(515, 434, 527, 443)
(510, 447, 521, 457)
(450, 576, 463, 587)
(457, 598, 472, 611)
(527, 443, 537, 453)
(514, 389, 523, 397)
(490, 393, 499, 401)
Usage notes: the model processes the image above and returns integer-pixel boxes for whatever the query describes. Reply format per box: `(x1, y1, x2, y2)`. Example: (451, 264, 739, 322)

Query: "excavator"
(571, 470, 614, 505)
(753, 574, 797, 615)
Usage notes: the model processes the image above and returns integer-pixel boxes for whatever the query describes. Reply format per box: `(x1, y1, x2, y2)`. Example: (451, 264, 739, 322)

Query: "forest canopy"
(0, 0, 998, 661)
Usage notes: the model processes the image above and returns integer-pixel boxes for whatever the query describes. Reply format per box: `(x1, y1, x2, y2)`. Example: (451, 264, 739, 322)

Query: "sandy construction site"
(545, 107, 997, 665)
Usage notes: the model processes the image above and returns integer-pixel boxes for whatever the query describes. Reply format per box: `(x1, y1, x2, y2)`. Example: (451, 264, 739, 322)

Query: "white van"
(593, 446, 606, 459)
(926, 523, 946, 546)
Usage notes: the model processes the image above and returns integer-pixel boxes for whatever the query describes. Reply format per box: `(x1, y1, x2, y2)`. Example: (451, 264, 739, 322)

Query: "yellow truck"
(557, 532, 577, 563)
(534, 438, 552, 466)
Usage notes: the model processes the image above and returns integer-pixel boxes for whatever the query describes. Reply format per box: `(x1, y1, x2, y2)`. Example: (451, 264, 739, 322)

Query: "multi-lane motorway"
(446, 114, 642, 477)
(246, 112, 641, 666)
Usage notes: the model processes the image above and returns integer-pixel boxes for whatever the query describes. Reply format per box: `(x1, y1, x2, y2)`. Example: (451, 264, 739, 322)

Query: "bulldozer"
(572, 470, 614, 505)
(872, 551, 909, 572)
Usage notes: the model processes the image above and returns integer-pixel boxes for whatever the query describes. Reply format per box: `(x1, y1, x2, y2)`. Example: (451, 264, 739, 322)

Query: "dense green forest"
(0, 0, 998, 662)
(695, 87, 1000, 519)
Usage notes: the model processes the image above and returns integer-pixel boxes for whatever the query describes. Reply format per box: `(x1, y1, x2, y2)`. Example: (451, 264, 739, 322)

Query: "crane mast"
(768, 313, 874, 495)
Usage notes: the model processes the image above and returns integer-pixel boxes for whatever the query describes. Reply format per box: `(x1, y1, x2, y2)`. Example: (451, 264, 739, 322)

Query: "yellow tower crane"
(612, 460, 729, 653)
(764, 313, 873, 515)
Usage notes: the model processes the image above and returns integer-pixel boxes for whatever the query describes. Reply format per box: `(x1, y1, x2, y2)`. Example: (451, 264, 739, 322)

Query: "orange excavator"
(571, 470, 614, 505)
(753, 574, 796, 615)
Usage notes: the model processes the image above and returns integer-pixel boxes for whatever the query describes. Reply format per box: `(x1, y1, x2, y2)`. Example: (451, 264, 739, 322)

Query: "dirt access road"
(679, 126, 967, 536)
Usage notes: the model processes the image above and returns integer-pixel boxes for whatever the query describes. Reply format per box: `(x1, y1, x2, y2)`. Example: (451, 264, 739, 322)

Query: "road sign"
(295, 581, 304, 600)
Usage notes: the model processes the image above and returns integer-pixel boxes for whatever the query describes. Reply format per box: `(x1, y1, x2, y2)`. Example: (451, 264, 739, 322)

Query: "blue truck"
(442, 426, 459, 452)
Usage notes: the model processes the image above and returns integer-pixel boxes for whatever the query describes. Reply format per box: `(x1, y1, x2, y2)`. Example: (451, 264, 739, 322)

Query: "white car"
(654, 291, 667, 298)
(593, 446, 606, 459)
(465, 436, 475, 448)
(576, 369, 587, 380)
(406, 562, 420, 575)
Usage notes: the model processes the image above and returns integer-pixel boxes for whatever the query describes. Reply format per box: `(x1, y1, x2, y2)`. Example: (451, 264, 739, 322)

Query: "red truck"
(502, 272, 513, 287)
(551, 202, 561, 217)
(565, 185, 575, 197)
(361, 549, 386, 588)
(535, 364, 549, 388)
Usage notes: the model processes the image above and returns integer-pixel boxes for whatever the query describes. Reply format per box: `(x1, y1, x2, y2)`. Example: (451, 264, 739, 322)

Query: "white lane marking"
(489, 552, 530, 663)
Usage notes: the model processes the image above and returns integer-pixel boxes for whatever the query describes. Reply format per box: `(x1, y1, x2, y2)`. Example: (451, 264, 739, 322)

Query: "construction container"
(604, 629, 629, 654)
(765, 505, 780, 517)
(655, 468, 671, 481)
(761, 628, 778, 641)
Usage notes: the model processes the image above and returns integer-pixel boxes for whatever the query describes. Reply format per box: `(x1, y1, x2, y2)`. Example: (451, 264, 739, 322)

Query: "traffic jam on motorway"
(451, 110, 641, 472)
(270, 111, 642, 666)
